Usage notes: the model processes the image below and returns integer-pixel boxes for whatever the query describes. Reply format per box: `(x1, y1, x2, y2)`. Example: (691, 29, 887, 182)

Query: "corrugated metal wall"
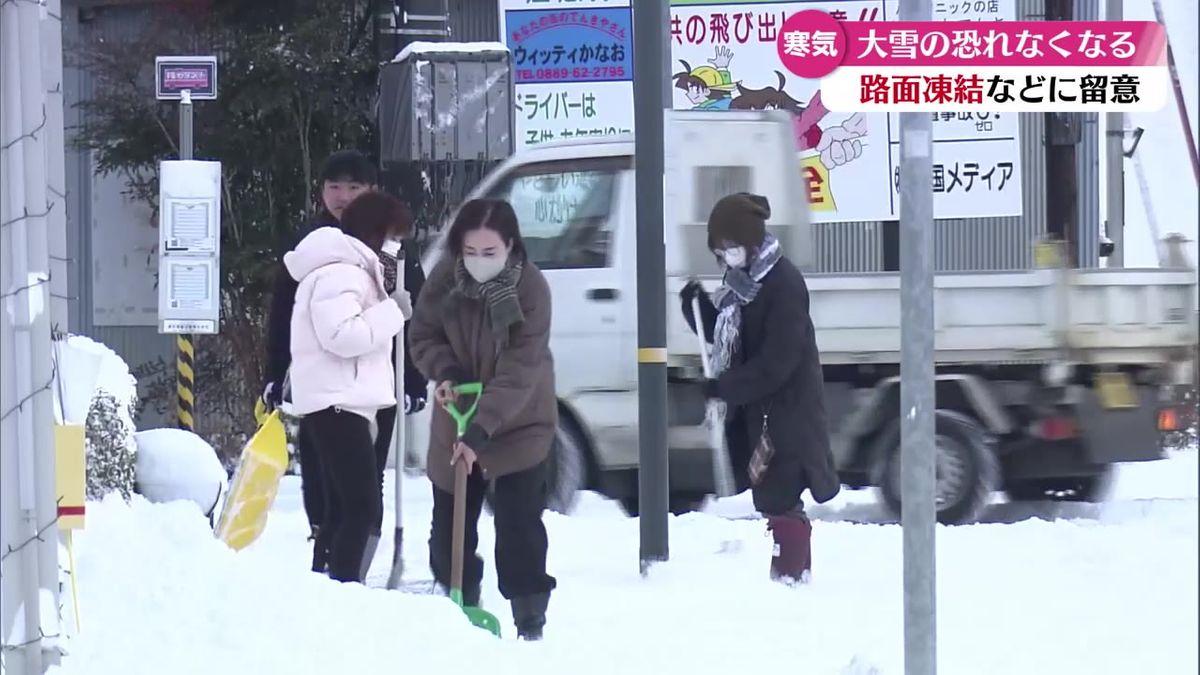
(447, 0, 499, 43)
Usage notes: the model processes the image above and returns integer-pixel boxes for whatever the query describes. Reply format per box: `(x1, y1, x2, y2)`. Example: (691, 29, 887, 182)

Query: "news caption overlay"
(776, 10, 1170, 112)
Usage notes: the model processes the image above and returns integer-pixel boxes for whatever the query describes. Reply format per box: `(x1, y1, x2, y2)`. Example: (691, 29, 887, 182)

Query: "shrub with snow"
(85, 392, 139, 500)
(54, 335, 141, 501)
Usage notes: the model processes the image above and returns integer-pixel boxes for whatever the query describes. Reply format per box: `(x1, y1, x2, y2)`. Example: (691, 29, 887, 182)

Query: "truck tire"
(1005, 465, 1115, 503)
(483, 415, 588, 516)
(874, 410, 999, 526)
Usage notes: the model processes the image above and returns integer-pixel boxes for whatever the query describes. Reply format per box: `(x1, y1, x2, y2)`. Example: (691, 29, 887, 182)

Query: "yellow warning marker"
(55, 424, 86, 632)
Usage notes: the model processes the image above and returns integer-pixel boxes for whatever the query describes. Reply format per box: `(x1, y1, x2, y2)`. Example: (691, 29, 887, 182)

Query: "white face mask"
(720, 246, 747, 269)
(463, 254, 507, 283)
(381, 238, 403, 257)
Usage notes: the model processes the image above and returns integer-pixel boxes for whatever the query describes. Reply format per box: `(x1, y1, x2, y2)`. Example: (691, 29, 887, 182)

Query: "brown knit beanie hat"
(706, 192, 771, 252)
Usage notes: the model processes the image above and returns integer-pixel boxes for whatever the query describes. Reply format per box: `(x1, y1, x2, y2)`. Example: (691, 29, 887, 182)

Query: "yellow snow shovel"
(215, 409, 289, 551)
(446, 383, 503, 638)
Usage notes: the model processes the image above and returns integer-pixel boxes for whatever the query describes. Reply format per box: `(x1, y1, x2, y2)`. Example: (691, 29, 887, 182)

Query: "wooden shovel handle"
(450, 458, 468, 599)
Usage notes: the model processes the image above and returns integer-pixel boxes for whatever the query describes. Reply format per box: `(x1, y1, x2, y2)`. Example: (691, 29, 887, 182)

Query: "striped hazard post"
(176, 334, 195, 432)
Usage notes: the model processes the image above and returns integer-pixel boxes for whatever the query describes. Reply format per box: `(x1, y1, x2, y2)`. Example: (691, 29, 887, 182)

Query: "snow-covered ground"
(52, 448, 1197, 675)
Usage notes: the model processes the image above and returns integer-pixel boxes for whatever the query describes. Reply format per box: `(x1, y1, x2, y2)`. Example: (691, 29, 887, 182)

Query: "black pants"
(298, 404, 397, 535)
(305, 407, 383, 583)
(429, 461, 557, 602)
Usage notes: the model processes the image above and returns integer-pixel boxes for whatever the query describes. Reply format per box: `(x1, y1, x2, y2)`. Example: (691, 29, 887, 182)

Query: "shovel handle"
(450, 458, 468, 605)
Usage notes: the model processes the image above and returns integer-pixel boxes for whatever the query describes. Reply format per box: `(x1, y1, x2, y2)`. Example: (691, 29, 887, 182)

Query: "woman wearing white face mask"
(678, 192, 840, 587)
(409, 198, 558, 640)
(285, 190, 413, 584)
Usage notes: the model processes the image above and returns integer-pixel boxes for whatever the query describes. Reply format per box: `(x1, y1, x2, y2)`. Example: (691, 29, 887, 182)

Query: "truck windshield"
(485, 157, 629, 270)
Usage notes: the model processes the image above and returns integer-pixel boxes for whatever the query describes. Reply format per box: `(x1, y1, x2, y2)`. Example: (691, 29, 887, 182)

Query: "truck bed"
(667, 267, 1198, 366)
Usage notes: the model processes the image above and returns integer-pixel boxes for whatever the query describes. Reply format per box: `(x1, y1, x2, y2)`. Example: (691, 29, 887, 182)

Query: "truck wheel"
(483, 415, 587, 516)
(875, 411, 999, 526)
(1005, 466, 1115, 503)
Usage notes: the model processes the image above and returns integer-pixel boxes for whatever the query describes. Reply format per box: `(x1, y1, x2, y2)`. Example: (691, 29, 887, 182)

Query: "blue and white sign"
(499, 0, 633, 149)
(506, 6, 632, 85)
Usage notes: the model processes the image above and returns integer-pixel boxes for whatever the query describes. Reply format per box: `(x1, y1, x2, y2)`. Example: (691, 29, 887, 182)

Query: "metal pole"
(1104, 0, 1125, 267)
(176, 91, 196, 432)
(386, 248, 408, 590)
(898, 0, 936, 674)
(634, 0, 670, 573)
(1151, 0, 1200, 187)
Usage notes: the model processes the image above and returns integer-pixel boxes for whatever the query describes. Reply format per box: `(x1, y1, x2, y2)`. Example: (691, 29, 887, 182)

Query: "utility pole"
(634, 0, 670, 573)
(898, 0, 937, 673)
(1104, 0, 1125, 266)
(1044, 0, 1079, 267)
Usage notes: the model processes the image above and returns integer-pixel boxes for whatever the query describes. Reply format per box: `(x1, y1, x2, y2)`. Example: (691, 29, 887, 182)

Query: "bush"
(84, 389, 139, 501)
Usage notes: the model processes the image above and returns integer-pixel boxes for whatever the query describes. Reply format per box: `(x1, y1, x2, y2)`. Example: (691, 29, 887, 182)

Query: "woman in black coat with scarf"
(680, 192, 841, 585)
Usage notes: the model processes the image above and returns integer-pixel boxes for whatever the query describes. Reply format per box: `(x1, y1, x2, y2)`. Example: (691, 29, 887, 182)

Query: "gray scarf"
(454, 256, 525, 349)
(710, 234, 783, 415)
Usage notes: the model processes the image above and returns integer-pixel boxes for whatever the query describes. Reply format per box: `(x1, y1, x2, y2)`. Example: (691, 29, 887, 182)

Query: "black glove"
(702, 379, 721, 400)
(404, 394, 427, 415)
(679, 279, 704, 307)
(263, 381, 283, 408)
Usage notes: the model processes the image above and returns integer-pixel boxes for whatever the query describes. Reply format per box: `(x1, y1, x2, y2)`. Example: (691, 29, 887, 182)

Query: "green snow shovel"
(445, 382, 503, 638)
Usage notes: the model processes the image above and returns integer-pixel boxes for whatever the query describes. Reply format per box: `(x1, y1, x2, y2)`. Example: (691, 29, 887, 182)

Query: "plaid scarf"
(454, 256, 525, 349)
(710, 234, 783, 391)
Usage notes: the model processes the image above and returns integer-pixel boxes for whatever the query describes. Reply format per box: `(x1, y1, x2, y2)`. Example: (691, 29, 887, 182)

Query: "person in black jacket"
(260, 149, 429, 574)
(679, 192, 840, 586)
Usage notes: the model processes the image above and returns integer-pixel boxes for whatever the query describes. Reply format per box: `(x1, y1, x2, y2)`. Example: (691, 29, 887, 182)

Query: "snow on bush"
(54, 335, 140, 501)
(134, 428, 227, 518)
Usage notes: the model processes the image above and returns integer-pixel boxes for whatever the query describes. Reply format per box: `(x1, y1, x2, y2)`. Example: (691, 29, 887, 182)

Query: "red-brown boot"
(767, 514, 812, 585)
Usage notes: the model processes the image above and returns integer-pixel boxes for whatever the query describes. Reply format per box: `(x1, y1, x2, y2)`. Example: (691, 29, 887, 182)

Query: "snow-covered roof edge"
(393, 41, 510, 63)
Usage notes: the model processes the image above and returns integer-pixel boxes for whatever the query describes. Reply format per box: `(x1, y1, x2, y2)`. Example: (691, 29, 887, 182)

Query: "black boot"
(357, 534, 381, 583)
(310, 526, 329, 575)
(511, 592, 550, 641)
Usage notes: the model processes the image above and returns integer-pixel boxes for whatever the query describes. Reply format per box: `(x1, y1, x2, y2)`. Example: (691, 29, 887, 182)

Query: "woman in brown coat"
(409, 198, 558, 641)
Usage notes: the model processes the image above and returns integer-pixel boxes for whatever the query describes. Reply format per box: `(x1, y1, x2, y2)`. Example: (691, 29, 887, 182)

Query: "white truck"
(407, 110, 1198, 525)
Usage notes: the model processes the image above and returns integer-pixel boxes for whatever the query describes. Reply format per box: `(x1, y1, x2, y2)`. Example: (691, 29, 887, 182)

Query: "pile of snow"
(53, 334, 140, 500)
(135, 428, 227, 518)
(49, 452, 1197, 675)
(52, 334, 138, 426)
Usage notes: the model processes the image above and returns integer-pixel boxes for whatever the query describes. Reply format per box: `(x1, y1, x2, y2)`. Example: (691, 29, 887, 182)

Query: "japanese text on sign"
(859, 73, 1142, 105)
(508, 7, 633, 84)
(892, 161, 1016, 194)
(671, 6, 885, 46)
(854, 27, 1137, 61)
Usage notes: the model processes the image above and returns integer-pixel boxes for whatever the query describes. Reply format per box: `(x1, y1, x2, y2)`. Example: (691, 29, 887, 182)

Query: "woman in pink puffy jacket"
(284, 190, 413, 583)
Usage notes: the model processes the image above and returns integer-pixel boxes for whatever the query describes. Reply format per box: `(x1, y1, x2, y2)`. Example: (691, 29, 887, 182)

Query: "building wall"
(63, 0, 176, 430)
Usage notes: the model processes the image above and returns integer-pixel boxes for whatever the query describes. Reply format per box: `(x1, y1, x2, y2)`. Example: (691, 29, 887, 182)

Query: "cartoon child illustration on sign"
(673, 46, 740, 110)
(728, 72, 868, 212)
